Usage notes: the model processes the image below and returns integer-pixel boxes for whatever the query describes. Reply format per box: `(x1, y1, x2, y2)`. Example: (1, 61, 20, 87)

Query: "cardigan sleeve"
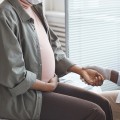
(49, 28, 75, 77)
(0, 12, 36, 96)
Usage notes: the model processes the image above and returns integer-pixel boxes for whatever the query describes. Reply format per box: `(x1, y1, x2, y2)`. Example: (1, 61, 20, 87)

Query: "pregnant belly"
(40, 45, 55, 83)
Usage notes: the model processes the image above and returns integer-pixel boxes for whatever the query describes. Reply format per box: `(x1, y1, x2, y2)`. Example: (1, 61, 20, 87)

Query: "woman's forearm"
(31, 79, 55, 92)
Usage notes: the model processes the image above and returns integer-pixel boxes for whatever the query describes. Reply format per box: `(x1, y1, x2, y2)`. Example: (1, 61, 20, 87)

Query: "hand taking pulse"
(85, 66, 119, 84)
(68, 65, 105, 86)
(81, 68, 105, 86)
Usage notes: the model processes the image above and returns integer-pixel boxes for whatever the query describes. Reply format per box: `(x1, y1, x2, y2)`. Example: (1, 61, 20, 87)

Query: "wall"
(45, 0, 65, 12)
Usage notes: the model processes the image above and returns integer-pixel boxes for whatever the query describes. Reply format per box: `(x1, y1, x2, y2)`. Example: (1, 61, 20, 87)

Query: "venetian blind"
(65, 0, 120, 71)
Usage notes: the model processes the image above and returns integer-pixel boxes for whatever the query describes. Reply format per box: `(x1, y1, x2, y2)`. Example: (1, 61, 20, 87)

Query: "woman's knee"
(97, 94, 113, 120)
(100, 95, 112, 109)
(87, 102, 106, 120)
(94, 106, 106, 120)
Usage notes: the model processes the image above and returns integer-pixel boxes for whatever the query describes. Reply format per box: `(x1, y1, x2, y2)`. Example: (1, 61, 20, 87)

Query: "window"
(65, 0, 120, 71)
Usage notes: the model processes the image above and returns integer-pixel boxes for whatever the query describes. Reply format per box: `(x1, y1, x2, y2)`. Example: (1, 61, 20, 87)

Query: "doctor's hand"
(68, 65, 105, 86)
(81, 68, 105, 86)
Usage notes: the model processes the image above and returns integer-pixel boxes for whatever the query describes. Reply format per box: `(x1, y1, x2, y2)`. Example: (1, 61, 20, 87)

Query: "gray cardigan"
(0, 0, 74, 119)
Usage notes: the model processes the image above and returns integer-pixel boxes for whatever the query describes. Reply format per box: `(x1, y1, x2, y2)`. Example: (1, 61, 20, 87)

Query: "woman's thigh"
(53, 83, 113, 120)
(40, 92, 105, 120)
(100, 90, 120, 120)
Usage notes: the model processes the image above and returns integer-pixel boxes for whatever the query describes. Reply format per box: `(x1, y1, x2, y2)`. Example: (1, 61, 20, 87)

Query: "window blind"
(65, 0, 120, 71)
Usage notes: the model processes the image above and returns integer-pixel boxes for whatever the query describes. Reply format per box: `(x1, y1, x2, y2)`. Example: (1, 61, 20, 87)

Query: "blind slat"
(66, 0, 120, 71)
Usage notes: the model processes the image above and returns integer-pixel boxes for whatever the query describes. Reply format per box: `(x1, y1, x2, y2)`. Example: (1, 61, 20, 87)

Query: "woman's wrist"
(31, 75, 58, 92)
(67, 65, 83, 75)
(31, 80, 46, 91)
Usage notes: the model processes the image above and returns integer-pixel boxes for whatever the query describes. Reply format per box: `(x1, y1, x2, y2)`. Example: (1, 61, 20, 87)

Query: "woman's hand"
(81, 68, 105, 86)
(31, 74, 58, 92)
(48, 74, 58, 91)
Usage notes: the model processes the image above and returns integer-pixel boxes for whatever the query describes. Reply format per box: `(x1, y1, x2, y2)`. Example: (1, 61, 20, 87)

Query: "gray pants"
(100, 90, 120, 120)
(40, 83, 113, 120)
